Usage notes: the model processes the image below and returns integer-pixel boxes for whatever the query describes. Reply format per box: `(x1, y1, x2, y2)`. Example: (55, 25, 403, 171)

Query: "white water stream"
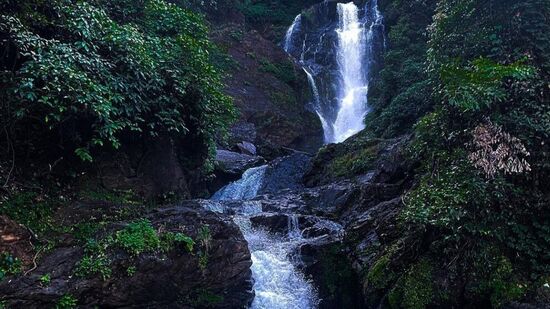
(211, 166, 318, 309)
(284, 14, 302, 53)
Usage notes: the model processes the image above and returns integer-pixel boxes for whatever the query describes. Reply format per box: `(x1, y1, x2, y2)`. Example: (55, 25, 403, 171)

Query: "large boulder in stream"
(210, 149, 266, 194)
(258, 152, 313, 195)
(0, 202, 254, 308)
(215, 149, 265, 176)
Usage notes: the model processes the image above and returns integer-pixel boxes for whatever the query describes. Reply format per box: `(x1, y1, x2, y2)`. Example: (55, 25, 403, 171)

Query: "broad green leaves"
(440, 58, 535, 111)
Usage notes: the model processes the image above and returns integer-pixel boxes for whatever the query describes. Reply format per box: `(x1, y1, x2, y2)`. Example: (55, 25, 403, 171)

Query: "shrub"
(74, 239, 112, 280)
(115, 219, 160, 256)
(0, 0, 236, 171)
(0, 252, 22, 281)
(56, 294, 77, 309)
(39, 273, 51, 286)
(259, 59, 296, 85)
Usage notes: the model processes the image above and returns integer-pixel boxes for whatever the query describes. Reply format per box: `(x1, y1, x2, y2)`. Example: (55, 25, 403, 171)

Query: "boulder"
(258, 152, 312, 195)
(236, 141, 257, 156)
(0, 203, 254, 308)
(229, 122, 257, 145)
(210, 149, 266, 194)
(250, 213, 291, 234)
(96, 137, 192, 199)
(299, 239, 364, 309)
(215, 150, 264, 176)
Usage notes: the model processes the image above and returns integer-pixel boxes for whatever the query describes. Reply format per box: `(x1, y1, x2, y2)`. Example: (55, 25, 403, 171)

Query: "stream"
(210, 167, 319, 309)
(210, 1, 385, 308)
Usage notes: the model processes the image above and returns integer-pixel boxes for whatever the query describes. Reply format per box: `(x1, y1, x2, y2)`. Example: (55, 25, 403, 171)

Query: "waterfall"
(211, 167, 318, 309)
(332, 2, 368, 143)
(283, 0, 385, 144)
(211, 165, 267, 200)
(303, 68, 333, 142)
(288, 214, 302, 240)
(284, 14, 302, 53)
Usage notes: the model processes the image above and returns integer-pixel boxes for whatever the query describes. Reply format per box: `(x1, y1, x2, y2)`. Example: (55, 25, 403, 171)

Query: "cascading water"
(211, 167, 318, 309)
(283, 0, 385, 144)
(303, 68, 333, 142)
(211, 165, 267, 200)
(332, 2, 368, 142)
(284, 14, 302, 53)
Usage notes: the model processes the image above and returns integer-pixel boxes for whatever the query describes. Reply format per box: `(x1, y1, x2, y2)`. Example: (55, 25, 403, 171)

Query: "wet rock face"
(299, 241, 366, 309)
(259, 152, 313, 195)
(303, 134, 411, 187)
(236, 141, 258, 156)
(0, 203, 254, 308)
(215, 149, 265, 176)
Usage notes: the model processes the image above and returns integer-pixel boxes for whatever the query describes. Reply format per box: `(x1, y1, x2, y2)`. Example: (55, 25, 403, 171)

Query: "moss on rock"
(387, 259, 434, 309)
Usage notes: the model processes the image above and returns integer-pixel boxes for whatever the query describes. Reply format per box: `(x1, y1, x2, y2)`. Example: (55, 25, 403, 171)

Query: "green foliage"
(80, 187, 140, 205)
(75, 239, 112, 280)
(468, 252, 527, 308)
(71, 223, 100, 243)
(259, 59, 296, 85)
(115, 219, 160, 256)
(56, 294, 77, 309)
(237, 0, 271, 23)
(364, 0, 550, 306)
(0, 191, 58, 237)
(192, 290, 224, 306)
(39, 273, 51, 286)
(388, 1, 550, 306)
(329, 142, 380, 177)
(162, 232, 195, 252)
(74, 220, 194, 280)
(269, 91, 297, 108)
(0, 252, 22, 281)
(197, 225, 211, 270)
(440, 58, 535, 111)
(367, 254, 394, 290)
(319, 245, 358, 305)
(365, 0, 437, 137)
(236, 0, 318, 40)
(126, 265, 136, 276)
(388, 260, 434, 309)
(403, 154, 489, 237)
(1, 0, 236, 171)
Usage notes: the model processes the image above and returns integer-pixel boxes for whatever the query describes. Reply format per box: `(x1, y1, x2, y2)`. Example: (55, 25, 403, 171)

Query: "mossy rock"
(387, 259, 434, 309)
(366, 254, 395, 290)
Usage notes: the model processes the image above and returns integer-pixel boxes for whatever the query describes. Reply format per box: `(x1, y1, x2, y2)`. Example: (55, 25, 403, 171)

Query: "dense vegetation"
(0, 2, 235, 299)
(366, 0, 436, 137)
(0, 0, 235, 175)
(1, 0, 548, 308)
(236, 0, 318, 40)
(364, 0, 550, 307)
